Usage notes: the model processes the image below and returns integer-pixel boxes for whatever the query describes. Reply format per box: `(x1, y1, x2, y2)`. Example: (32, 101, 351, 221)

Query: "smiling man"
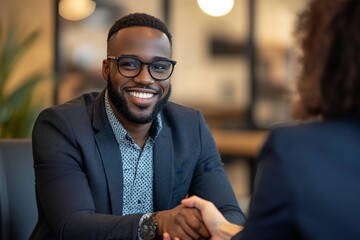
(30, 13, 245, 240)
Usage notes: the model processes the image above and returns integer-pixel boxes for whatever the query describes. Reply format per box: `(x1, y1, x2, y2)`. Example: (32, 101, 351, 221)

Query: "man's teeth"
(129, 92, 154, 99)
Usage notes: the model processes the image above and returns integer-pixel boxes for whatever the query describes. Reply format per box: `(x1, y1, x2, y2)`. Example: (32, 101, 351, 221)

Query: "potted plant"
(0, 24, 47, 138)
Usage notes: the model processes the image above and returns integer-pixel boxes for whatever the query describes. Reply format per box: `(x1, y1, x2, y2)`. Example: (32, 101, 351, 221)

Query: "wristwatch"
(139, 213, 158, 240)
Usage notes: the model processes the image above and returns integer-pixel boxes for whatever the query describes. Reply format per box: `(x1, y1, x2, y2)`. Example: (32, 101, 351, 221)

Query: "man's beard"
(107, 77, 171, 124)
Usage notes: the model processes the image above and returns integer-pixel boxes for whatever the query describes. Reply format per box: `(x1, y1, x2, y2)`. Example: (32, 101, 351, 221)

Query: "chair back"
(0, 139, 37, 240)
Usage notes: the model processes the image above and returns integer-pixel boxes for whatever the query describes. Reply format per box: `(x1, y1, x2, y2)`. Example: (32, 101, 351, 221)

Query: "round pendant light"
(59, 0, 96, 21)
(197, 0, 234, 17)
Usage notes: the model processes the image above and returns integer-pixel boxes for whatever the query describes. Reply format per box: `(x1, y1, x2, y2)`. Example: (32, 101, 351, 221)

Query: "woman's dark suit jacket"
(30, 91, 244, 240)
(234, 117, 360, 240)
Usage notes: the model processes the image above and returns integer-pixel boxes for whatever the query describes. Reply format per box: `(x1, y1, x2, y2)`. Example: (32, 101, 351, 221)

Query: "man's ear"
(102, 59, 110, 81)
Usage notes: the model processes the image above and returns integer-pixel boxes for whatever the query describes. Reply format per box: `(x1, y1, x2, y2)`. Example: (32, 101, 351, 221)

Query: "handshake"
(148, 196, 243, 240)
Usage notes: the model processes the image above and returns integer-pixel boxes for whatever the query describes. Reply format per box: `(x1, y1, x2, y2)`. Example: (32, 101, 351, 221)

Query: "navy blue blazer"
(30, 91, 244, 240)
(235, 117, 360, 240)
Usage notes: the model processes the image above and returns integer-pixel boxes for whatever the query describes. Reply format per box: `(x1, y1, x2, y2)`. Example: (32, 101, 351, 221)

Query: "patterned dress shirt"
(104, 92, 163, 215)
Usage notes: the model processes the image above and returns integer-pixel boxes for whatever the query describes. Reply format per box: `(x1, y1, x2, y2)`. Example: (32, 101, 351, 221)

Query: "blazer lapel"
(153, 126, 174, 210)
(92, 91, 123, 215)
(90, 91, 175, 213)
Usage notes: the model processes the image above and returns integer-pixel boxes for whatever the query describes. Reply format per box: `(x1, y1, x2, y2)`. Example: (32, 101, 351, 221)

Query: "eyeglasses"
(107, 56, 177, 81)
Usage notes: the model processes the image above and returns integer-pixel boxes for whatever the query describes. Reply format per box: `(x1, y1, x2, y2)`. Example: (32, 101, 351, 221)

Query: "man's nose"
(133, 66, 155, 85)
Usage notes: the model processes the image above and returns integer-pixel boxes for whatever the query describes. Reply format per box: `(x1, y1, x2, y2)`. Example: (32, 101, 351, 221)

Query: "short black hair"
(107, 13, 172, 48)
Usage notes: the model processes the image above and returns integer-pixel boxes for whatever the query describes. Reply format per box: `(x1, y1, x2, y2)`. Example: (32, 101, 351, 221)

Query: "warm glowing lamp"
(197, 0, 234, 17)
(59, 0, 96, 21)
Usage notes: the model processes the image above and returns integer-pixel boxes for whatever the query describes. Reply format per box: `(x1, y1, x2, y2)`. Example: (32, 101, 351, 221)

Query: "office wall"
(171, 0, 249, 111)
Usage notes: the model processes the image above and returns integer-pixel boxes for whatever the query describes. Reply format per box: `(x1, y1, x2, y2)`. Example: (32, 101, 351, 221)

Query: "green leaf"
(0, 24, 40, 95)
(5, 73, 44, 108)
(0, 22, 48, 138)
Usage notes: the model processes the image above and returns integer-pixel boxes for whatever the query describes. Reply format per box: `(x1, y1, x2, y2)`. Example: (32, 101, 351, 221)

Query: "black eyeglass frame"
(107, 55, 177, 81)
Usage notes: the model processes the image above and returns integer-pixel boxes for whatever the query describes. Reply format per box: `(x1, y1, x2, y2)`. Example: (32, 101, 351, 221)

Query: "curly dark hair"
(293, 0, 360, 120)
(107, 13, 172, 49)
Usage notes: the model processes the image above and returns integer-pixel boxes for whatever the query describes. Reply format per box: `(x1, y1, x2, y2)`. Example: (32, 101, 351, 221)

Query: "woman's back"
(243, 117, 360, 240)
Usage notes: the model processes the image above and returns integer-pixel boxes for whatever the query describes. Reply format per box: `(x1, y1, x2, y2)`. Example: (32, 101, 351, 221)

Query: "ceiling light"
(197, 0, 234, 17)
(59, 0, 96, 21)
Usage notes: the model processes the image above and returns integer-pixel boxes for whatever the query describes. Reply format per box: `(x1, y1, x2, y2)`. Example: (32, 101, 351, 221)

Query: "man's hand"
(156, 204, 210, 240)
(180, 196, 243, 240)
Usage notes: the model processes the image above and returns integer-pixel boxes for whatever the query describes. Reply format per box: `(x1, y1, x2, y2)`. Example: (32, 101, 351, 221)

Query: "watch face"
(140, 215, 157, 240)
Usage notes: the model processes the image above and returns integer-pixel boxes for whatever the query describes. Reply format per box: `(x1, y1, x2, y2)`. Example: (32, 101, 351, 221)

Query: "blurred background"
(0, 0, 309, 213)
